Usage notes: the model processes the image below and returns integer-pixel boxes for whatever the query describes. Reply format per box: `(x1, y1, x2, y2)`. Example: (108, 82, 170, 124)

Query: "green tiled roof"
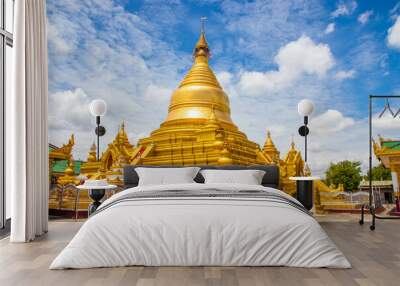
(382, 141, 400, 151)
(52, 160, 83, 174)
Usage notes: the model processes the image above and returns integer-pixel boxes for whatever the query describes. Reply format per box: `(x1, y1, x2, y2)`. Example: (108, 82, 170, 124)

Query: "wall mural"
(46, 1, 400, 216)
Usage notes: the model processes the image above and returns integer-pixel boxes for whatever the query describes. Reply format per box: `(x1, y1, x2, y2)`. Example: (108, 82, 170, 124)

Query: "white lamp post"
(291, 99, 318, 212)
(89, 99, 107, 161)
(297, 99, 314, 164)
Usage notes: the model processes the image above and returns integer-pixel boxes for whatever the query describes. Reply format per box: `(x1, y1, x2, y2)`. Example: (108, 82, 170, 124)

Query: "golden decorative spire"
(179, 29, 220, 89)
(290, 139, 296, 151)
(87, 142, 97, 162)
(193, 33, 210, 59)
(116, 121, 130, 145)
(64, 160, 74, 177)
(284, 139, 301, 163)
(263, 130, 276, 149)
(262, 130, 279, 164)
(57, 157, 77, 185)
(53, 134, 75, 157)
(193, 16, 209, 59)
(119, 121, 125, 135)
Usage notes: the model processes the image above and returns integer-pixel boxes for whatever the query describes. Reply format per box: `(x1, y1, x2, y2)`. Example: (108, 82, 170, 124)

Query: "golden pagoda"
(51, 28, 360, 214)
(80, 122, 135, 182)
(79, 142, 101, 177)
(133, 31, 263, 166)
(52, 30, 306, 200)
(262, 131, 280, 164)
(279, 140, 304, 195)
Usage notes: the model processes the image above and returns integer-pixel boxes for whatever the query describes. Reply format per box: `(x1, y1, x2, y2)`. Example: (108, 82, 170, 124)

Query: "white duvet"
(50, 183, 351, 269)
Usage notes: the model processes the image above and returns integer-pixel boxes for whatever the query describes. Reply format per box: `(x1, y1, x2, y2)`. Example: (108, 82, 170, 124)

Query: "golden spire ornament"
(87, 142, 97, 162)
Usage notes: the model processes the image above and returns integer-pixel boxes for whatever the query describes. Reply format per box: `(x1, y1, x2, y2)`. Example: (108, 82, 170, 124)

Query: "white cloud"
(216, 71, 239, 98)
(213, 70, 394, 177)
(324, 23, 335, 34)
(48, 88, 92, 132)
(390, 2, 400, 18)
(334, 69, 356, 80)
(346, 34, 388, 77)
(47, 14, 80, 55)
(358, 10, 373, 25)
(48, 88, 96, 159)
(220, 72, 362, 176)
(143, 84, 172, 103)
(305, 110, 400, 175)
(310, 110, 355, 135)
(372, 112, 400, 130)
(216, 0, 325, 64)
(237, 36, 335, 95)
(216, 71, 234, 90)
(47, 0, 188, 159)
(388, 16, 400, 50)
(331, 1, 357, 18)
(46, 0, 393, 178)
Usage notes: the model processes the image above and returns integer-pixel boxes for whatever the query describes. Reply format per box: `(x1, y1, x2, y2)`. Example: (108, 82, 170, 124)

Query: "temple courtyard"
(0, 215, 399, 286)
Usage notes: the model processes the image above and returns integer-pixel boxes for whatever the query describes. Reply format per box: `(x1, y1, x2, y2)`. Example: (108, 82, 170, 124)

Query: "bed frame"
(123, 165, 280, 189)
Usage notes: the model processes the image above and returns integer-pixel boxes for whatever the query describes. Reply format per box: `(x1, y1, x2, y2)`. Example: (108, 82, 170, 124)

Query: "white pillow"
(200, 169, 265, 185)
(136, 167, 200, 186)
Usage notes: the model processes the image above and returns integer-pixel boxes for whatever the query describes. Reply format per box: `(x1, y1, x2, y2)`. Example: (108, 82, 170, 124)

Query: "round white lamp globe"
(89, 99, 107, 117)
(297, 99, 315, 116)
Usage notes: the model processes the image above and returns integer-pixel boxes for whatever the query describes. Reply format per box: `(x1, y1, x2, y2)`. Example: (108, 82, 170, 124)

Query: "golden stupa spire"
(263, 130, 278, 152)
(118, 121, 125, 137)
(263, 130, 276, 149)
(193, 32, 209, 59)
(115, 121, 128, 143)
(290, 138, 296, 150)
(87, 142, 97, 162)
(194, 17, 210, 60)
(57, 156, 77, 185)
(284, 139, 300, 163)
(262, 130, 279, 164)
(65, 160, 74, 176)
(179, 18, 220, 89)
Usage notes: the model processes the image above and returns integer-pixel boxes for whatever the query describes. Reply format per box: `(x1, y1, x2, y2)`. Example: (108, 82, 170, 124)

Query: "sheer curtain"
(8, 0, 48, 242)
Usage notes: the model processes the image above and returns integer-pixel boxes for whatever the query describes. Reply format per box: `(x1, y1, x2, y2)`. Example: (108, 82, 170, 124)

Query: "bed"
(50, 165, 351, 269)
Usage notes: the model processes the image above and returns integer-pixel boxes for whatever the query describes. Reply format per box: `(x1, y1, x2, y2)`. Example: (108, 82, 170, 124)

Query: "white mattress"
(50, 183, 351, 269)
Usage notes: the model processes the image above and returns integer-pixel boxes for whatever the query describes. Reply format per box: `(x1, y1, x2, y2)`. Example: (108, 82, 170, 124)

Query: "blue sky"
(47, 0, 400, 175)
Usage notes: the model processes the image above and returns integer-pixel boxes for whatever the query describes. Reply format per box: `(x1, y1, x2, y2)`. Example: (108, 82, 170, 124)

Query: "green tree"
(325, 160, 362, 192)
(366, 164, 392, 181)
